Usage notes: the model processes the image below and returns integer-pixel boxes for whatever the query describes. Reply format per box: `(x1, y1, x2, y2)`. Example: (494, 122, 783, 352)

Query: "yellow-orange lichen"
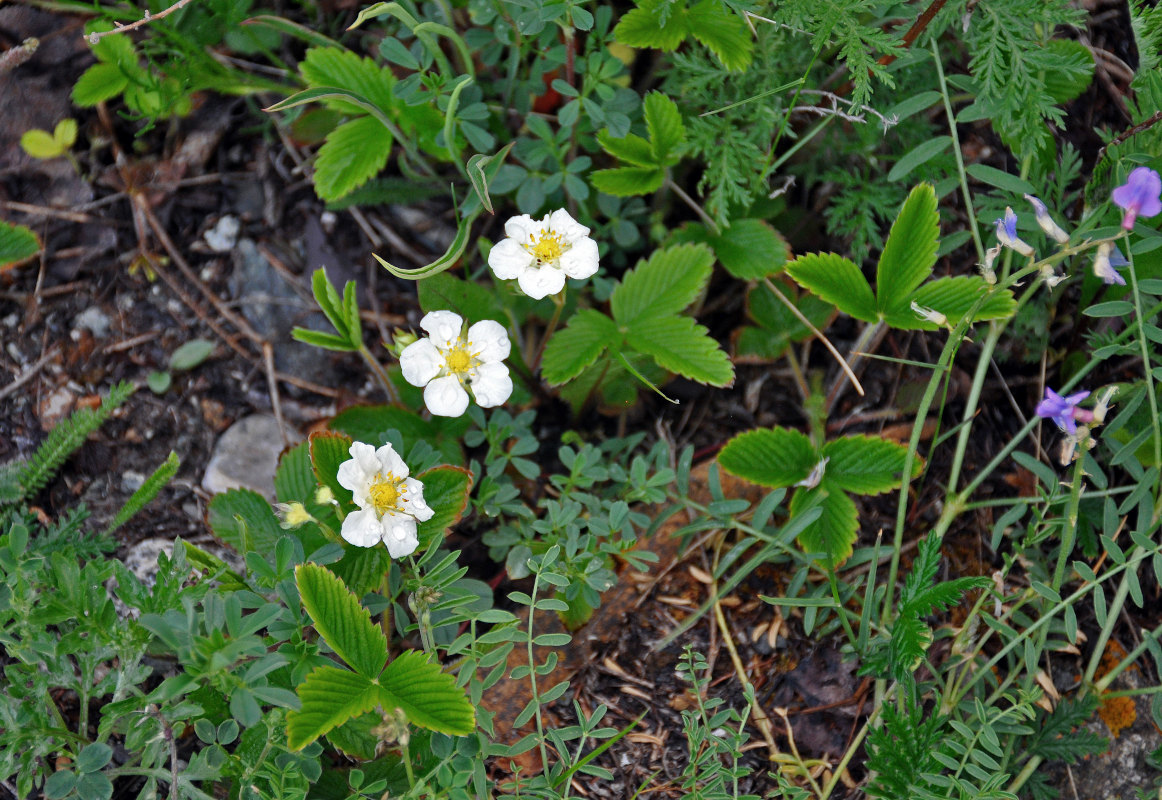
(1095, 640, 1137, 738)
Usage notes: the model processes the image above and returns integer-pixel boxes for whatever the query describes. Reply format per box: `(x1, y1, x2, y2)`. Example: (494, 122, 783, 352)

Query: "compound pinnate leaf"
(717, 427, 817, 488)
(625, 314, 733, 386)
(611, 243, 714, 325)
(542, 309, 619, 385)
(876, 183, 940, 314)
(786, 252, 878, 323)
(822, 435, 917, 495)
(378, 649, 475, 735)
(287, 666, 380, 750)
(296, 563, 388, 679)
(791, 481, 859, 568)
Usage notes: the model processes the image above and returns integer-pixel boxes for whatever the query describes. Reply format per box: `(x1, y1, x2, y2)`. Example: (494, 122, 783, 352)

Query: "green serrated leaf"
(314, 116, 393, 202)
(735, 283, 833, 362)
(792, 482, 858, 568)
(672, 219, 790, 281)
(643, 91, 685, 163)
(330, 546, 391, 598)
(894, 276, 1016, 330)
(310, 431, 356, 506)
(685, 0, 752, 72)
(292, 329, 359, 351)
(717, 427, 817, 488)
(417, 271, 505, 321)
(542, 309, 619, 385)
(208, 489, 283, 556)
(0, 220, 40, 268)
(822, 435, 916, 495)
(611, 243, 714, 325)
(287, 666, 380, 750)
(876, 184, 940, 314)
(299, 46, 396, 114)
(596, 130, 657, 167)
(72, 63, 129, 107)
(378, 650, 475, 735)
(296, 563, 388, 679)
(415, 465, 472, 545)
(275, 442, 318, 504)
(613, 0, 688, 52)
(786, 252, 878, 322)
(591, 165, 665, 196)
(626, 314, 733, 386)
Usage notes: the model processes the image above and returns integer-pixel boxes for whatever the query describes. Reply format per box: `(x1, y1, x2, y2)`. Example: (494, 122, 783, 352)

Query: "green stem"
(932, 37, 984, 262)
(1124, 237, 1162, 505)
(531, 289, 566, 372)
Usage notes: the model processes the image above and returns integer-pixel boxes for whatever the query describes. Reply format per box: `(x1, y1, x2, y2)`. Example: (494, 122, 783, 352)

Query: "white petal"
(546, 208, 590, 243)
(469, 362, 513, 408)
(380, 513, 419, 558)
(420, 310, 463, 346)
(399, 339, 444, 388)
(559, 236, 599, 279)
(424, 375, 470, 417)
(341, 508, 384, 547)
(503, 214, 542, 244)
(400, 476, 434, 522)
(466, 319, 511, 363)
(488, 239, 534, 280)
(374, 443, 409, 479)
(517, 265, 566, 300)
(337, 442, 377, 499)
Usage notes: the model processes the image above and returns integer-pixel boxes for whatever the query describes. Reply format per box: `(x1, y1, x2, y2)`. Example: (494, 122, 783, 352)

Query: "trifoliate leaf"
(791, 481, 859, 568)
(876, 183, 940, 315)
(685, 0, 753, 72)
(822, 435, 917, 495)
(643, 91, 685, 163)
(542, 309, 619, 385)
(0, 220, 40, 269)
(625, 313, 733, 386)
(295, 563, 388, 680)
(672, 219, 790, 281)
(591, 165, 665, 196)
(611, 243, 714, 325)
(313, 116, 393, 202)
(786, 252, 878, 322)
(299, 46, 396, 114)
(287, 666, 380, 750)
(378, 650, 475, 735)
(717, 427, 817, 488)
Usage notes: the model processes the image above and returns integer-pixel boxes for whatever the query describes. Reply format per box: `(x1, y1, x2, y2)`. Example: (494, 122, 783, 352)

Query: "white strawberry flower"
(336, 441, 434, 557)
(487, 209, 600, 299)
(399, 310, 513, 417)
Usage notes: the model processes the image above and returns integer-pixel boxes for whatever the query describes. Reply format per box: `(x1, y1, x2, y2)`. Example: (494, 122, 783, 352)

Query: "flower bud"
(1023, 194, 1070, 244)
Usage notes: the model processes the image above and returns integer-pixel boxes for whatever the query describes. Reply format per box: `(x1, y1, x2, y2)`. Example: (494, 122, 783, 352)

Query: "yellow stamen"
(528, 230, 566, 264)
(368, 474, 401, 515)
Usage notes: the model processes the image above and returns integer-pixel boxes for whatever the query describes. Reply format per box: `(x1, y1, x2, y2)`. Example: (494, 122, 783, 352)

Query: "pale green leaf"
(717, 427, 817, 488)
(596, 130, 657, 167)
(53, 119, 78, 150)
(890, 276, 1016, 330)
(169, 339, 215, 371)
(379, 650, 475, 735)
(612, 0, 688, 52)
(611, 243, 714, 325)
(542, 309, 619, 385)
(0, 220, 40, 268)
(671, 219, 790, 280)
(20, 129, 64, 159)
(643, 91, 685, 163)
(591, 166, 665, 196)
(314, 116, 392, 202)
(786, 252, 878, 322)
(626, 314, 734, 386)
(287, 666, 379, 750)
(299, 46, 396, 114)
(72, 63, 128, 107)
(685, 0, 752, 72)
(295, 563, 388, 679)
(791, 482, 858, 568)
(876, 184, 939, 314)
(822, 435, 916, 495)
(965, 164, 1034, 196)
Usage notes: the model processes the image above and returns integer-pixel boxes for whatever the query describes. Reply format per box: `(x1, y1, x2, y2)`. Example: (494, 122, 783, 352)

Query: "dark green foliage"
(865, 698, 950, 799)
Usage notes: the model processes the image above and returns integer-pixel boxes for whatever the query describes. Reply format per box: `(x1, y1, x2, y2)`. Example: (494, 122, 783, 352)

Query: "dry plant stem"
(709, 542, 779, 759)
(825, 320, 884, 413)
(262, 343, 289, 447)
(0, 346, 59, 402)
(763, 278, 865, 397)
(666, 178, 721, 236)
(85, 0, 198, 42)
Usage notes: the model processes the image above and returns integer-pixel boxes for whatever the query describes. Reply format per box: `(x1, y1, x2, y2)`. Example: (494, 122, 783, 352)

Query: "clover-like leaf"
(287, 666, 380, 750)
(378, 649, 475, 735)
(296, 563, 388, 679)
(876, 183, 940, 315)
(786, 252, 878, 323)
(542, 309, 619, 385)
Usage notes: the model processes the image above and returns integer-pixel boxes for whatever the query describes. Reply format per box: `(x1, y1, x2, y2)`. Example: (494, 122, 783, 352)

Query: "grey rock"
(74, 306, 112, 338)
(201, 414, 301, 500)
(204, 215, 241, 253)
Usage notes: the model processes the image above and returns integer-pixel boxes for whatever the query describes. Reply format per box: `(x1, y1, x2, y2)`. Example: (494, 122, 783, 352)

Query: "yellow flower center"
(368, 474, 403, 515)
(445, 346, 474, 374)
(528, 231, 567, 264)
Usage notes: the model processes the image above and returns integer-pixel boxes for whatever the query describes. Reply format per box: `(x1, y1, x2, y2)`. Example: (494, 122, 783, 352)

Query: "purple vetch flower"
(1092, 242, 1126, 286)
(1023, 194, 1070, 244)
(993, 207, 1035, 257)
(1035, 387, 1093, 435)
(1111, 167, 1162, 230)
